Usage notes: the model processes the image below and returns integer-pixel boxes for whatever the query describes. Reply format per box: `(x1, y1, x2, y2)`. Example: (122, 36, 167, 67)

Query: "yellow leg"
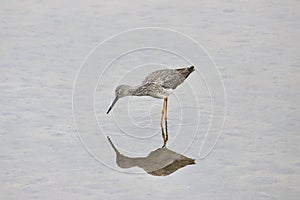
(160, 101, 166, 146)
(164, 97, 168, 145)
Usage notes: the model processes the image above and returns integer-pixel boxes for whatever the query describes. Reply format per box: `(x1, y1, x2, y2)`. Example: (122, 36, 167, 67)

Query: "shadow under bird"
(107, 137, 195, 176)
(106, 66, 195, 147)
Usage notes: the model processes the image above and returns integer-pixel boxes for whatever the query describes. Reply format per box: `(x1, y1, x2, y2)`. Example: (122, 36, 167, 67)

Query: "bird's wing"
(142, 69, 185, 89)
(161, 71, 185, 89)
(133, 82, 157, 96)
(141, 70, 166, 85)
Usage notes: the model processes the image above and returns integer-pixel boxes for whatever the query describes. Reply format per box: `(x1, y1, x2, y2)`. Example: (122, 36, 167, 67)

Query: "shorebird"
(107, 66, 195, 147)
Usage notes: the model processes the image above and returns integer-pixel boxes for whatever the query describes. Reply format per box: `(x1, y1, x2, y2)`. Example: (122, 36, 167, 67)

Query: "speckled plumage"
(133, 66, 195, 99)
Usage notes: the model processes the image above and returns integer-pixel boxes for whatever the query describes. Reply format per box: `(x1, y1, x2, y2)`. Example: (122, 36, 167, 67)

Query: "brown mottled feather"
(141, 66, 195, 90)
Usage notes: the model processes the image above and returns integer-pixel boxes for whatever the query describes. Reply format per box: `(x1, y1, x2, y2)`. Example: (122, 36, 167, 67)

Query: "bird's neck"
(126, 85, 140, 96)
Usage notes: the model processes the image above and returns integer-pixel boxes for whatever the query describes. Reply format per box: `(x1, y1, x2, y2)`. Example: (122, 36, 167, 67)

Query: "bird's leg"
(164, 97, 168, 146)
(160, 100, 166, 147)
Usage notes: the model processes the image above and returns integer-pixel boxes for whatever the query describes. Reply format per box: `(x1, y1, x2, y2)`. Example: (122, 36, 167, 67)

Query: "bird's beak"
(107, 96, 119, 114)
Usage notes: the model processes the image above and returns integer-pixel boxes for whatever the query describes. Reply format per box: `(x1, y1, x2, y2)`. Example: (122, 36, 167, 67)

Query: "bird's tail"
(176, 66, 195, 78)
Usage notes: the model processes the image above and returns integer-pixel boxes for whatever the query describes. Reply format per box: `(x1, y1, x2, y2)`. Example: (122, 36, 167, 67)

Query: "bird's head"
(106, 85, 133, 114)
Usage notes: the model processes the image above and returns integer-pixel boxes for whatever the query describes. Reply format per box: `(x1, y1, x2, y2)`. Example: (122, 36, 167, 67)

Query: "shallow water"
(1, 0, 299, 199)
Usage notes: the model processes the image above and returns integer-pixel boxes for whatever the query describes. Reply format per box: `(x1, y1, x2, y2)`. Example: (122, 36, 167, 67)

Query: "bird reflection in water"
(107, 136, 195, 176)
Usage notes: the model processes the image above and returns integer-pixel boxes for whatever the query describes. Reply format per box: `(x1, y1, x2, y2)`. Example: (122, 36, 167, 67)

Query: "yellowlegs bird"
(107, 66, 195, 147)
